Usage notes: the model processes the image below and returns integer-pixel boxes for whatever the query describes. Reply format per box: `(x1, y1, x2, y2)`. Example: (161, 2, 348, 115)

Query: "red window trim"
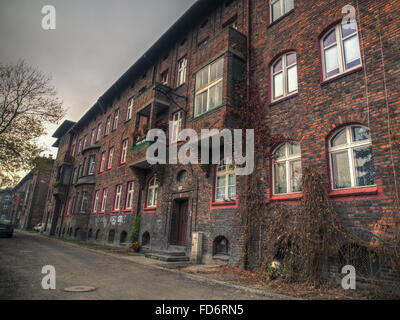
(112, 109, 119, 131)
(106, 147, 114, 171)
(99, 189, 107, 214)
(210, 164, 239, 210)
(98, 151, 106, 174)
(95, 122, 102, 143)
(119, 139, 128, 165)
(126, 98, 134, 121)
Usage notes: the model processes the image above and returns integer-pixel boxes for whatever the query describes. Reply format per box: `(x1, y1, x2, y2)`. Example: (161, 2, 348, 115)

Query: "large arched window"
(271, 52, 298, 101)
(273, 142, 302, 195)
(146, 177, 158, 208)
(321, 21, 361, 80)
(329, 125, 376, 190)
(215, 159, 236, 201)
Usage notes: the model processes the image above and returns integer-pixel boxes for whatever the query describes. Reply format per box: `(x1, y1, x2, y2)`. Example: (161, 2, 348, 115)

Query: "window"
(177, 57, 187, 86)
(107, 147, 114, 170)
(105, 116, 111, 135)
(270, 0, 294, 23)
(70, 141, 76, 157)
(146, 177, 158, 208)
(88, 155, 96, 175)
(90, 128, 96, 145)
(113, 185, 122, 212)
(100, 189, 108, 213)
(95, 123, 102, 142)
(126, 99, 133, 121)
(271, 52, 298, 101)
(177, 170, 187, 183)
(92, 190, 100, 214)
(215, 159, 236, 201)
(80, 192, 88, 211)
(160, 71, 168, 86)
(195, 57, 224, 117)
(321, 22, 361, 80)
(329, 125, 376, 190)
(120, 139, 128, 164)
(78, 139, 82, 154)
(99, 152, 106, 173)
(83, 135, 88, 150)
(125, 181, 135, 210)
(72, 167, 78, 184)
(113, 109, 119, 130)
(171, 111, 183, 143)
(273, 142, 302, 195)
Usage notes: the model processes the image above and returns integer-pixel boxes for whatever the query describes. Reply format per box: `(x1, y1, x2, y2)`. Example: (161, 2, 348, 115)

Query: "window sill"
(210, 196, 238, 209)
(118, 163, 127, 168)
(329, 186, 378, 198)
(321, 66, 363, 86)
(143, 206, 157, 213)
(270, 193, 303, 201)
(122, 209, 133, 214)
(111, 210, 120, 215)
(269, 93, 298, 107)
(189, 103, 226, 122)
(267, 9, 295, 29)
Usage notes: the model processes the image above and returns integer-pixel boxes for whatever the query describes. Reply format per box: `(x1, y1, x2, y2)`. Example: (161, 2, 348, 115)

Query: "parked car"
(33, 223, 43, 232)
(0, 219, 14, 238)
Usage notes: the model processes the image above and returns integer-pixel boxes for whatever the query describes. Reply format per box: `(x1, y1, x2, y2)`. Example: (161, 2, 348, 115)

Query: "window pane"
(354, 146, 376, 187)
(341, 21, 357, 38)
(331, 128, 348, 147)
(323, 30, 337, 47)
(324, 45, 340, 77)
(285, 0, 294, 12)
(216, 176, 226, 200)
(273, 58, 283, 73)
(352, 126, 370, 142)
(332, 151, 352, 189)
(273, 72, 283, 99)
(286, 52, 296, 66)
(147, 189, 154, 207)
(228, 174, 236, 198)
(275, 144, 286, 159)
(288, 141, 301, 156)
(343, 35, 361, 69)
(287, 65, 298, 93)
(290, 160, 302, 192)
(272, 1, 281, 22)
(274, 162, 287, 194)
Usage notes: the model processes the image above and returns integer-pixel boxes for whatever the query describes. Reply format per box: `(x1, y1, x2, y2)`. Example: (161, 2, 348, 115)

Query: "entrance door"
(169, 200, 188, 246)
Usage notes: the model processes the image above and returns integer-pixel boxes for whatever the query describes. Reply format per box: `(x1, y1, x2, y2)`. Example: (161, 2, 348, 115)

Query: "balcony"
(82, 144, 101, 155)
(76, 175, 96, 187)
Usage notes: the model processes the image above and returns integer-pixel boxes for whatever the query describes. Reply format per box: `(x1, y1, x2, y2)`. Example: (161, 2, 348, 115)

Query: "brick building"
(0, 189, 13, 219)
(43, 0, 399, 288)
(10, 158, 54, 230)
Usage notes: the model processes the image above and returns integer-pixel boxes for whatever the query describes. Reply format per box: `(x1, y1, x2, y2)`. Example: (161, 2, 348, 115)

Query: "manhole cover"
(63, 286, 97, 293)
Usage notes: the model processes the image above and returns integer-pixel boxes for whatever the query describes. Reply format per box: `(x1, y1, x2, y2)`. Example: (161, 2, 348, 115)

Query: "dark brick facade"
(43, 0, 399, 290)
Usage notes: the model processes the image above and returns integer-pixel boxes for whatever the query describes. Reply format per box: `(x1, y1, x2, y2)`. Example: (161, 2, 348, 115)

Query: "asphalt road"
(0, 231, 270, 300)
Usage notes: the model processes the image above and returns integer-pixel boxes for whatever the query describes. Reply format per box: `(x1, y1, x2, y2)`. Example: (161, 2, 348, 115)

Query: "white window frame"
(171, 111, 183, 143)
(107, 147, 114, 170)
(99, 152, 106, 173)
(92, 190, 100, 213)
(194, 57, 224, 117)
(329, 125, 375, 190)
(100, 189, 108, 213)
(125, 181, 134, 210)
(88, 155, 96, 175)
(271, 52, 298, 101)
(161, 71, 169, 86)
(83, 135, 88, 150)
(270, 0, 294, 23)
(113, 109, 119, 130)
(120, 139, 128, 164)
(113, 185, 122, 211)
(78, 139, 82, 154)
(105, 116, 111, 135)
(96, 123, 102, 142)
(146, 177, 158, 208)
(80, 192, 88, 211)
(272, 142, 302, 195)
(215, 159, 236, 201)
(177, 58, 187, 86)
(90, 128, 96, 145)
(126, 99, 133, 121)
(321, 23, 362, 81)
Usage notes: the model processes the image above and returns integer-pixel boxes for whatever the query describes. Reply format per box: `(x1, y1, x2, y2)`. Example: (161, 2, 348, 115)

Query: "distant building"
(0, 189, 13, 219)
(9, 158, 54, 229)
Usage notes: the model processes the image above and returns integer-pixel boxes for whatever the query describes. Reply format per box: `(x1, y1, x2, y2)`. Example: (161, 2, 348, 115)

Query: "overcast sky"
(0, 0, 195, 158)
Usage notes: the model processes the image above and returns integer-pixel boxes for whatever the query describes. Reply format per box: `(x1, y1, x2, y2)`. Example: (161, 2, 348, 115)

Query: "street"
(0, 231, 270, 300)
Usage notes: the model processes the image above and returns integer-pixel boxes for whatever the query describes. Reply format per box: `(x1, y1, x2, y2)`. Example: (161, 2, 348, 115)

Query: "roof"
(73, 0, 219, 130)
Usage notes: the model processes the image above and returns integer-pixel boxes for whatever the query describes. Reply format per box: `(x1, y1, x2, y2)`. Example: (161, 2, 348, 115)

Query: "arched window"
(108, 229, 115, 243)
(142, 232, 150, 246)
(215, 159, 236, 201)
(321, 21, 361, 80)
(95, 229, 100, 240)
(213, 236, 229, 256)
(271, 52, 297, 101)
(146, 177, 158, 208)
(329, 125, 376, 190)
(120, 231, 127, 244)
(273, 142, 302, 195)
(270, 0, 294, 23)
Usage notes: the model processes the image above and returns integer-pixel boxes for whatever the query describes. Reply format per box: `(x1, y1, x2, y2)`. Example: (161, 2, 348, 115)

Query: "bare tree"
(0, 60, 65, 186)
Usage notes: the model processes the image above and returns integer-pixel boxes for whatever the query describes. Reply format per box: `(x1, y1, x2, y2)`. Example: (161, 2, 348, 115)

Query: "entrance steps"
(144, 248, 190, 262)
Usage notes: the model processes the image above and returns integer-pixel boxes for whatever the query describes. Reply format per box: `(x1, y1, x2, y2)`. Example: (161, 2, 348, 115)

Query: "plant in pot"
(129, 241, 141, 253)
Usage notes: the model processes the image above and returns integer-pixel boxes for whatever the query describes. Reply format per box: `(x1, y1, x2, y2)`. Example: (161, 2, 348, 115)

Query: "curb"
(18, 230, 301, 300)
